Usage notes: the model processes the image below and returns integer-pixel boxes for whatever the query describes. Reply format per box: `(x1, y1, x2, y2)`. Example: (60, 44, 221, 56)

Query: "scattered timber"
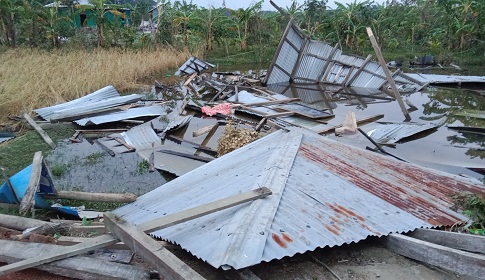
(0, 187, 272, 276)
(40, 191, 137, 203)
(23, 113, 56, 149)
(158, 150, 214, 162)
(366, 28, 410, 121)
(0, 239, 151, 280)
(19, 151, 43, 216)
(384, 233, 485, 278)
(408, 228, 485, 254)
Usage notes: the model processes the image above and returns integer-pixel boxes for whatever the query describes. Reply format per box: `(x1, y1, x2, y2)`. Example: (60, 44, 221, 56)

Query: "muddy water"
(269, 83, 485, 180)
(46, 137, 175, 195)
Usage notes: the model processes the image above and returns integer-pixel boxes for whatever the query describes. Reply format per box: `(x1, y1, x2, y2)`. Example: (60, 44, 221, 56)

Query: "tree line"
(1, 0, 484, 60)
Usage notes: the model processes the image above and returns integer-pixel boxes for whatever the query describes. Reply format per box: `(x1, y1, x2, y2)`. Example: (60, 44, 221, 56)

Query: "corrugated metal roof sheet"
(34, 85, 142, 122)
(175, 57, 215, 76)
(74, 106, 166, 126)
(114, 127, 485, 270)
(264, 21, 425, 92)
(367, 123, 438, 144)
(405, 73, 485, 84)
(118, 117, 206, 176)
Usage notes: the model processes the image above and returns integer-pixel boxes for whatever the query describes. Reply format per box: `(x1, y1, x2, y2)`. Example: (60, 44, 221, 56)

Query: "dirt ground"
(0, 230, 480, 280)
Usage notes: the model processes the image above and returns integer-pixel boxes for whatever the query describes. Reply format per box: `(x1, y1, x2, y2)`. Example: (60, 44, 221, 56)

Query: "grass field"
(0, 47, 190, 123)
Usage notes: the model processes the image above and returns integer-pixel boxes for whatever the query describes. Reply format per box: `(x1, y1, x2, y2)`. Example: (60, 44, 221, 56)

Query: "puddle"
(46, 138, 175, 195)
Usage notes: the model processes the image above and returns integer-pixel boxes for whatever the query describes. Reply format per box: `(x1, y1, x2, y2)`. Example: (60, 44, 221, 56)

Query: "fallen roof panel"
(264, 20, 424, 92)
(367, 123, 438, 144)
(74, 106, 166, 126)
(34, 85, 120, 121)
(175, 56, 215, 76)
(405, 73, 485, 85)
(114, 127, 484, 270)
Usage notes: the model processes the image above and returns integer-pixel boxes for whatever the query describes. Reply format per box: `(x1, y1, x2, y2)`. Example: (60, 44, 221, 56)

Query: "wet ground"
(45, 66, 484, 197)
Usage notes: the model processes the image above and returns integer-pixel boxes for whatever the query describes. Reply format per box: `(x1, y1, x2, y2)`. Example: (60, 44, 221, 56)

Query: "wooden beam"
(0, 188, 272, 276)
(138, 187, 272, 233)
(262, 19, 294, 85)
(19, 151, 43, 216)
(104, 213, 205, 280)
(41, 191, 137, 203)
(0, 234, 119, 276)
(0, 239, 151, 280)
(233, 98, 300, 107)
(23, 113, 56, 149)
(409, 228, 485, 254)
(317, 44, 339, 82)
(345, 54, 372, 86)
(366, 27, 410, 121)
(384, 233, 485, 278)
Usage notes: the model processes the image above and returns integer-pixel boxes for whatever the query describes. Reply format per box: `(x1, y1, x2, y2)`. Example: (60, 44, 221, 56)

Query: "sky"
(190, 0, 388, 10)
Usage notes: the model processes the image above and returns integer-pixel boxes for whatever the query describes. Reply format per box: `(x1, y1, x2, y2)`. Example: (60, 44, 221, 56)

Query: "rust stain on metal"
(325, 224, 340, 235)
(282, 233, 293, 243)
(272, 233, 288, 248)
(298, 142, 484, 226)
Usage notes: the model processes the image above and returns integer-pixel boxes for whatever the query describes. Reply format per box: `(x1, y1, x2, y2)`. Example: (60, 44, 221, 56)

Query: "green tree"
(234, 0, 262, 50)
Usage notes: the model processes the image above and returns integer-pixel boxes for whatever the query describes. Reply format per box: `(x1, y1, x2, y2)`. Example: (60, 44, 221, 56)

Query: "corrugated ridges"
(113, 128, 484, 270)
(34, 85, 120, 120)
(75, 106, 166, 126)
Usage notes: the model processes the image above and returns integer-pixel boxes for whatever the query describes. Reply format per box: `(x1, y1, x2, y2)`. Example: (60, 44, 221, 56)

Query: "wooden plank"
(367, 27, 410, 121)
(193, 124, 217, 137)
(318, 114, 384, 135)
(94, 139, 116, 157)
(105, 213, 205, 280)
(23, 113, 56, 149)
(273, 103, 333, 119)
(0, 239, 151, 280)
(384, 233, 485, 278)
(345, 54, 372, 86)
(56, 236, 177, 250)
(0, 213, 57, 231)
(138, 187, 272, 233)
(166, 135, 217, 155)
(409, 228, 485, 254)
(0, 234, 119, 276)
(113, 137, 136, 151)
(19, 151, 43, 216)
(264, 112, 295, 118)
(255, 118, 267, 131)
(233, 98, 300, 107)
(158, 150, 213, 163)
(41, 191, 137, 203)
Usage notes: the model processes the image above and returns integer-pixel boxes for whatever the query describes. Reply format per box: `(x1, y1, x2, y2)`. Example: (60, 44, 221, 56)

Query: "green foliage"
(451, 191, 485, 230)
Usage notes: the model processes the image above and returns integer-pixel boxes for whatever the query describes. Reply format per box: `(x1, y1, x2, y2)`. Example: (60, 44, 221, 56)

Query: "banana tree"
(0, 0, 23, 46)
(233, 0, 262, 50)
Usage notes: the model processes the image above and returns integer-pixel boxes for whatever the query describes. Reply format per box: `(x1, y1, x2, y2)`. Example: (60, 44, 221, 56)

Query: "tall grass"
(0, 48, 190, 122)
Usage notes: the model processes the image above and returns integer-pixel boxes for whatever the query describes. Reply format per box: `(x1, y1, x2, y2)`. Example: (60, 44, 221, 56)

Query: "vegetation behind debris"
(217, 122, 260, 156)
(451, 191, 485, 231)
(0, 48, 189, 122)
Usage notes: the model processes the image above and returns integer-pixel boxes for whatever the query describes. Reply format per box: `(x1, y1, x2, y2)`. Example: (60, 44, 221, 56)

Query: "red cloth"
(201, 103, 231, 116)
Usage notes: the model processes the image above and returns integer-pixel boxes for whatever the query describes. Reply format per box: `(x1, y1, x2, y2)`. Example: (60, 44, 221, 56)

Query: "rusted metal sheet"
(264, 21, 425, 92)
(113, 128, 484, 270)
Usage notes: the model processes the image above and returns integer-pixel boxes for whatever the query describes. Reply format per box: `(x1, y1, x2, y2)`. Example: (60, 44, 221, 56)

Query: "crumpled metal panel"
(35, 85, 121, 121)
(405, 73, 485, 84)
(119, 118, 206, 176)
(367, 123, 438, 144)
(113, 128, 484, 270)
(265, 21, 425, 92)
(75, 106, 166, 126)
(175, 56, 215, 76)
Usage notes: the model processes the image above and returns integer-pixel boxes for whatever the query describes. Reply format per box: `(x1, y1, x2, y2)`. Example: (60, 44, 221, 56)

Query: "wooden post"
(384, 233, 485, 278)
(409, 228, 485, 254)
(0, 187, 272, 276)
(41, 191, 137, 203)
(366, 27, 411, 121)
(19, 151, 43, 216)
(23, 113, 56, 149)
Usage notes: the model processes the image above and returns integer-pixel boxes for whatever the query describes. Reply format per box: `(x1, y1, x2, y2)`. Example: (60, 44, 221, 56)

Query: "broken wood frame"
(18, 151, 43, 216)
(384, 232, 485, 278)
(23, 113, 56, 149)
(0, 187, 273, 278)
(366, 27, 411, 121)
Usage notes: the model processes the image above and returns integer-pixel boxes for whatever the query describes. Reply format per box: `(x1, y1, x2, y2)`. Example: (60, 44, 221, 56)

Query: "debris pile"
(0, 6, 484, 279)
